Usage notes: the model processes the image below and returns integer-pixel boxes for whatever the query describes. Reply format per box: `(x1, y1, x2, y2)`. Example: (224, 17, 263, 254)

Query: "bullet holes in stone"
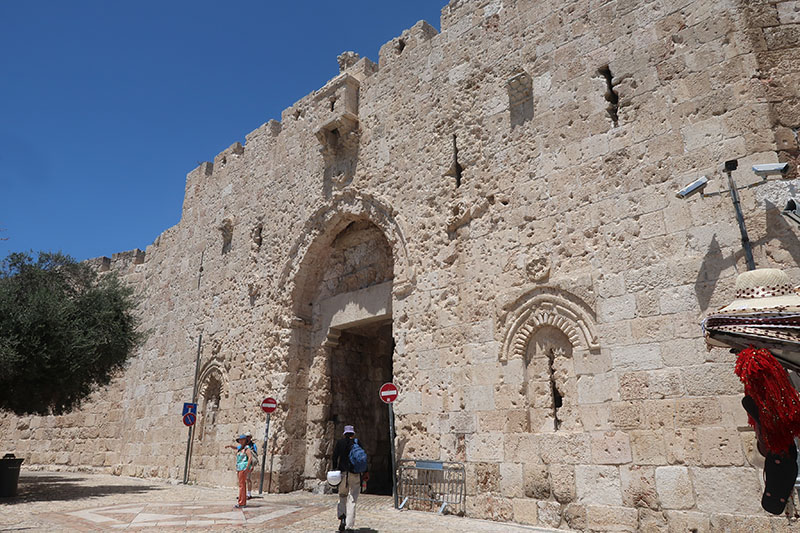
(507, 71, 533, 129)
(251, 223, 263, 250)
(445, 134, 463, 188)
(598, 65, 619, 127)
(220, 219, 233, 255)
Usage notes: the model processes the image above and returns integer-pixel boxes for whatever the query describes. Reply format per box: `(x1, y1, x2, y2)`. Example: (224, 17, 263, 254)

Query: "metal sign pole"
(389, 402, 398, 509)
(259, 412, 271, 494)
(183, 334, 203, 484)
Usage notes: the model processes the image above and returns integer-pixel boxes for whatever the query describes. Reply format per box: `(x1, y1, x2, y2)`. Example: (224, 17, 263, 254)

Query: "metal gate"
(396, 459, 466, 515)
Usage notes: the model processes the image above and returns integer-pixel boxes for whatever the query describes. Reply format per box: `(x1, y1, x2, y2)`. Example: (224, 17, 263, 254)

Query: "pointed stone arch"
(197, 358, 227, 400)
(500, 286, 600, 363)
(273, 190, 404, 492)
(195, 359, 226, 445)
(277, 190, 415, 320)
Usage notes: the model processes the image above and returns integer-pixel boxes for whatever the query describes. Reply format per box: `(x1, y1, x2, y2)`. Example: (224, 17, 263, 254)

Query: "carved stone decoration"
(499, 286, 600, 363)
(526, 257, 550, 282)
(446, 197, 492, 233)
(446, 200, 471, 232)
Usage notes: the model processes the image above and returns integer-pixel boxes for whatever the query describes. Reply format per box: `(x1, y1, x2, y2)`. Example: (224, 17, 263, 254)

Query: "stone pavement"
(0, 471, 574, 532)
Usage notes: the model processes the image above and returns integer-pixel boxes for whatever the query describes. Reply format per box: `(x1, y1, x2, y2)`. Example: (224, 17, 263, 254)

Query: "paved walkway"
(1, 471, 574, 532)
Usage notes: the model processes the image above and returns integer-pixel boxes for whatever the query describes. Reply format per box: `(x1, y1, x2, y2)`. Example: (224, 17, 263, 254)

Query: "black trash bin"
(0, 453, 24, 497)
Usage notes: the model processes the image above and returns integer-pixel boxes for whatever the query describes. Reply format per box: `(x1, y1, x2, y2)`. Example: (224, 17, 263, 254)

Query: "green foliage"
(0, 251, 143, 415)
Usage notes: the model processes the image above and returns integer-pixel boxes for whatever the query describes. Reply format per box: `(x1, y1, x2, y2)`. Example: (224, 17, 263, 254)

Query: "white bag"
(327, 470, 342, 486)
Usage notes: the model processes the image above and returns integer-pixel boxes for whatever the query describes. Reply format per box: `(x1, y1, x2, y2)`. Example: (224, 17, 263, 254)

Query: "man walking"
(332, 425, 368, 532)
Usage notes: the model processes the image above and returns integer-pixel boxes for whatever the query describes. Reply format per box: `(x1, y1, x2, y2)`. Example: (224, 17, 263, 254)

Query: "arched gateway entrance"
(284, 211, 398, 494)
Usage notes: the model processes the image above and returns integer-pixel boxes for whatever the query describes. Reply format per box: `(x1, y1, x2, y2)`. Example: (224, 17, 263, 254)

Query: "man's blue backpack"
(349, 438, 368, 473)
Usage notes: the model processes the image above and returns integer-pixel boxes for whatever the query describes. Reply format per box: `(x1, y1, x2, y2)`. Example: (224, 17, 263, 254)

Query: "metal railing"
(396, 459, 466, 515)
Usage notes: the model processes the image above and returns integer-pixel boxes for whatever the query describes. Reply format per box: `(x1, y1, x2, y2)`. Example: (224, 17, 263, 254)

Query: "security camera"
(783, 198, 800, 226)
(752, 162, 790, 177)
(675, 176, 709, 199)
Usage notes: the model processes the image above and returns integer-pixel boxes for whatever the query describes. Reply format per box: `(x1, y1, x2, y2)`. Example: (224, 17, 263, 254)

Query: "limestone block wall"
(2, 0, 800, 531)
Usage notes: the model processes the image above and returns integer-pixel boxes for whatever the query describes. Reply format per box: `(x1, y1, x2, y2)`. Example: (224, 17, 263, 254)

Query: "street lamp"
(676, 159, 793, 271)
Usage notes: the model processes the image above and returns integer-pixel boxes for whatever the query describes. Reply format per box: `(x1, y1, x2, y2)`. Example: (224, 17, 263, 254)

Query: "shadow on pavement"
(3, 473, 163, 504)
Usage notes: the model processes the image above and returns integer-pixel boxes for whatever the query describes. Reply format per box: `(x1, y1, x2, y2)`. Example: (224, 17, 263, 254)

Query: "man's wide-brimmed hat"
(717, 268, 800, 313)
(343, 425, 355, 435)
(703, 268, 800, 370)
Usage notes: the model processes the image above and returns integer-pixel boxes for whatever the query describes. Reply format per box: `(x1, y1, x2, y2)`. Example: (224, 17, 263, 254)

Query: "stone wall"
(2, 0, 800, 530)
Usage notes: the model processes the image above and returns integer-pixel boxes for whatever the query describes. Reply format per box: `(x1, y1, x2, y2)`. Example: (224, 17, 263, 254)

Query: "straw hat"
(717, 268, 800, 313)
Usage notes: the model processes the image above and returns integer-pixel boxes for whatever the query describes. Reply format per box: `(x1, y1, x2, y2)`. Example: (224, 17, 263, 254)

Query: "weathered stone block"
(537, 500, 563, 528)
(708, 513, 778, 533)
(675, 398, 721, 427)
(466, 433, 504, 462)
(585, 504, 639, 532)
(539, 433, 591, 465)
(499, 462, 523, 498)
(655, 466, 695, 510)
(682, 364, 742, 396)
(467, 493, 514, 522)
(619, 372, 650, 401)
(575, 465, 622, 506)
(597, 294, 637, 322)
(630, 430, 667, 465)
(611, 344, 664, 372)
(504, 434, 540, 463)
(563, 502, 587, 530)
(523, 463, 550, 499)
(591, 430, 633, 465)
(549, 463, 576, 504)
(475, 462, 500, 493)
(621, 465, 659, 510)
(512, 497, 538, 525)
(697, 428, 744, 466)
(577, 373, 620, 404)
(692, 467, 762, 515)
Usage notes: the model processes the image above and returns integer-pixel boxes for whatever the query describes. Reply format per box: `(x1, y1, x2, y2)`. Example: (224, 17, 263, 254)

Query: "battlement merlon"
(176, 15, 440, 225)
(86, 248, 145, 274)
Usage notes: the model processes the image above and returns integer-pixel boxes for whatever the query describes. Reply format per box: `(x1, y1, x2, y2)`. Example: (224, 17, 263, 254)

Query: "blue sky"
(0, 1, 447, 262)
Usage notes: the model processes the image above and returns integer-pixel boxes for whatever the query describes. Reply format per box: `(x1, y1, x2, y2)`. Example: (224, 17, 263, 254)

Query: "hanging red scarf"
(735, 346, 800, 454)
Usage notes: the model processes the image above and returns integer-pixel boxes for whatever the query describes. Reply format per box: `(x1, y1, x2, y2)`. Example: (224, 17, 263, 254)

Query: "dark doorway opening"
(330, 320, 394, 495)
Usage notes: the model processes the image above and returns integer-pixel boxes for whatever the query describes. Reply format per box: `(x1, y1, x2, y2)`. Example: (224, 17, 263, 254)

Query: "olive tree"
(0, 251, 143, 415)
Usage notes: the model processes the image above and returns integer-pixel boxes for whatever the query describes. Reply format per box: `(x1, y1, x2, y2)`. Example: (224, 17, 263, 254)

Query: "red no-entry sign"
(379, 382, 399, 404)
(261, 397, 277, 413)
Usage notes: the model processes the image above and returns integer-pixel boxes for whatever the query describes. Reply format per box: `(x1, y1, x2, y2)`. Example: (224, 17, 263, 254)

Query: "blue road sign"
(183, 403, 197, 416)
(183, 412, 196, 426)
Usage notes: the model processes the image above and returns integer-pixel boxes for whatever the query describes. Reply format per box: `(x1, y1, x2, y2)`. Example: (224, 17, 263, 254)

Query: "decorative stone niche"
(500, 287, 600, 432)
(197, 362, 226, 442)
